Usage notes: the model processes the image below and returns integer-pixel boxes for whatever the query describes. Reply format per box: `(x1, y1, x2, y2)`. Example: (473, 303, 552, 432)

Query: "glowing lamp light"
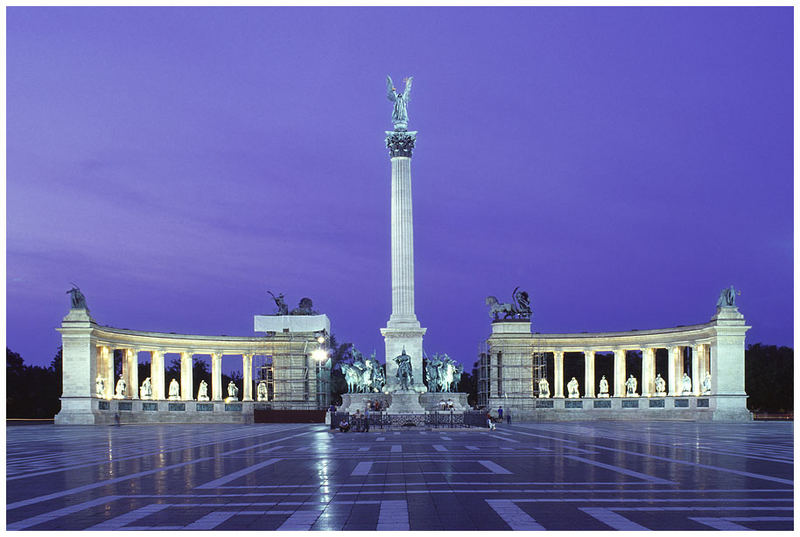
(312, 348, 328, 362)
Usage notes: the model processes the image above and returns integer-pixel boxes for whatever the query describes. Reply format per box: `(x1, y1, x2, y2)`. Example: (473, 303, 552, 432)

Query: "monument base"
(339, 393, 390, 413)
(386, 391, 427, 414)
(419, 392, 469, 412)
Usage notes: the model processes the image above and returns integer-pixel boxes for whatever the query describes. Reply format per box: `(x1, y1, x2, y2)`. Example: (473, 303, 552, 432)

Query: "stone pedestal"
(386, 391, 426, 414)
(381, 326, 427, 393)
(419, 392, 469, 412)
(340, 392, 390, 413)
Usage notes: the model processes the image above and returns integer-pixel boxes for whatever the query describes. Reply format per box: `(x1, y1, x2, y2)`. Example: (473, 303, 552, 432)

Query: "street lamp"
(311, 335, 329, 409)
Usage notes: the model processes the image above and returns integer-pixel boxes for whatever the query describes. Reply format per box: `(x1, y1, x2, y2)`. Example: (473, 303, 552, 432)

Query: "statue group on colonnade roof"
(485, 287, 532, 321)
(267, 291, 318, 316)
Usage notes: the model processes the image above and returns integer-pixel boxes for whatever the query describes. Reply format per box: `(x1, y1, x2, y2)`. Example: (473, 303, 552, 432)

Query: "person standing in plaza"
(364, 406, 370, 432)
(498, 406, 503, 421)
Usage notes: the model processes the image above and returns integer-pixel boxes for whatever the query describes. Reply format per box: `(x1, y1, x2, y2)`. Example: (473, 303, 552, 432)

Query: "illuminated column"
(691, 344, 701, 396)
(181, 351, 193, 401)
(381, 128, 427, 394)
(243, 354, 253, 401)
(668, 346, 681, 396)
(211, 352, 223, 401)
(583, 350, 595, 398)
(151, 350, 165, 400)
(642, 348, 655, 397)
(103, 346, 114, 399)
(127, 349, 139, 399)
(613, 349, 626, 397)
(553, 351, 564, 398)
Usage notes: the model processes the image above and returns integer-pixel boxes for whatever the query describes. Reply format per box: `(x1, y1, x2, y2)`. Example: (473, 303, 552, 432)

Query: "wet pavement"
(6, 420, 793, 530)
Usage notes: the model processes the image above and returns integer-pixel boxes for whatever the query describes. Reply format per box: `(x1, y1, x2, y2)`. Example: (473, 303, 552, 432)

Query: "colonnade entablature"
(479, 305, 751, 421)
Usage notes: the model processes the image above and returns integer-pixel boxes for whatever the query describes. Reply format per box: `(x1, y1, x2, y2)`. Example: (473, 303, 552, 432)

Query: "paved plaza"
(6, 421, 793, 531)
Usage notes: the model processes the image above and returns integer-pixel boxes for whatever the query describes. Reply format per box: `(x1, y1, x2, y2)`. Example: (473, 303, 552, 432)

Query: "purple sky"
(7, 7, 793, 371)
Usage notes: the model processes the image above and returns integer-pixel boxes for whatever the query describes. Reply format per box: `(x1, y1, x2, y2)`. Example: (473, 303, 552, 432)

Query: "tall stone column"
(211, 353, 223, 401)
(668, 346, 681, 396)
(613, 349, 626, 397)
(642, 348, 655, 397)
(127, 349, 139, 399)
(181, 351, 193, 401)
(381, 129, 426, 395)
(243, 354, 253, 401)
(691, 345, 701, 395)
(553, 351, 564, 398)
(583, 350, 595, 398)
(151, 350, 165, 400)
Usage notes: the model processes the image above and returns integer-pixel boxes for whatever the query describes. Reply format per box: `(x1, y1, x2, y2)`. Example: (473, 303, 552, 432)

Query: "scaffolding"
(253, 332, 330, 410)
(477, 337, 548, 409)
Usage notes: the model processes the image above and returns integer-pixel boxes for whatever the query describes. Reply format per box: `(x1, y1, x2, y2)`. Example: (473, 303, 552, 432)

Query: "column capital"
(385, 130, 417, 158)
(181, 350, 194, 357)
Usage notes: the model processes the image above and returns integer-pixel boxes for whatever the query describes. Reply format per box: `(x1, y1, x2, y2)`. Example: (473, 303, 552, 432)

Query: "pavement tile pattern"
(6, 421, 793, 530)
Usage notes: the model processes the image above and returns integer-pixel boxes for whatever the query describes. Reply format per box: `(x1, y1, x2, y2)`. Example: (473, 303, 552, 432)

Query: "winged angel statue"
(386, 75, 413, 130)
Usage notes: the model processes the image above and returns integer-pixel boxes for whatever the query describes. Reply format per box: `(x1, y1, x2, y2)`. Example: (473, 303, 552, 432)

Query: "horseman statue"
(341, 347, 385, 393)
(425, 353, 463, 393)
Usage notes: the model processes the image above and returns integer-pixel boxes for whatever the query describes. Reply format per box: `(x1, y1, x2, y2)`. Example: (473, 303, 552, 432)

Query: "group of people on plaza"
(537, 371, 712, 398)
(337, 408, 371, 433)
(485, 405, 511, 430)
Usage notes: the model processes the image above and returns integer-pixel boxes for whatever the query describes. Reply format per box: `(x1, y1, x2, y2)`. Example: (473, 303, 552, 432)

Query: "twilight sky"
(7, 7, 794, 370)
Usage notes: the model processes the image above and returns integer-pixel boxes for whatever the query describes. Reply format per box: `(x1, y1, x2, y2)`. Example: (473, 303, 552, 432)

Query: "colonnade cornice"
(488, 321, 718, 351)
(90, 325, 317, 356)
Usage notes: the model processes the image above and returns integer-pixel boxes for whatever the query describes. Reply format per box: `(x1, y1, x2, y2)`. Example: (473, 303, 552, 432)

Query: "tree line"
(6, 342, 793, 418)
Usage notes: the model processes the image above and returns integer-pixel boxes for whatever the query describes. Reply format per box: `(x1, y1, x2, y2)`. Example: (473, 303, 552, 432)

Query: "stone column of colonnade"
(151, 350, 165, 400)
(691, 345, 702, 395)
(583, 351, 595, 397)
(642, 348, 655, 397)
(243, 354, 253, 401)
(211, 352, 223, 401)
(553, 351, 564, 398)
(101, 346, 114, 399)
(668, 346, 681, 395)
(126, 349, 139, 399)
(180, 351, 193, 400)
(696, 344, 710, 390)
(613, 349, 626, 397)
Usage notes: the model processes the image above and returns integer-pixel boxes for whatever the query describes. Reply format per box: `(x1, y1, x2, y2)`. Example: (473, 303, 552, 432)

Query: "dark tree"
(7, 348, 61, 419)
(745, 344, 793, 413)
